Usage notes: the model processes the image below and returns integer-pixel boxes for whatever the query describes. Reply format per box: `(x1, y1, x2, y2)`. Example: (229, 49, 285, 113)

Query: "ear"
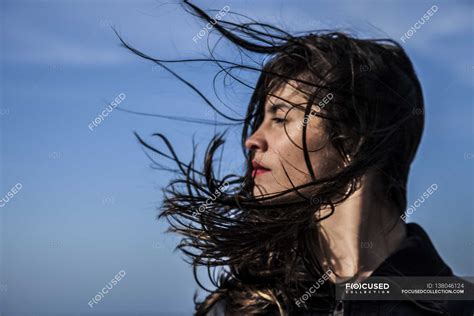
(344, 136, 365, 167)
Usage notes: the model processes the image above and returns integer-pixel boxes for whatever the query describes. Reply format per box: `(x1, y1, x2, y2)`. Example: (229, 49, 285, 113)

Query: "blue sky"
(0, 0, 473, 314)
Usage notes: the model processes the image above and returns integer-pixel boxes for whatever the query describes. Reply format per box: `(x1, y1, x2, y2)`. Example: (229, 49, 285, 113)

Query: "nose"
(245, 130, 268, 152)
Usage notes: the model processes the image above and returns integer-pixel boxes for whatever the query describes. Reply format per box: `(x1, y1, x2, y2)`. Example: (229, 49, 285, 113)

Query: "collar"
(367, 223, 453, 315)
(372, 222, 453, 277)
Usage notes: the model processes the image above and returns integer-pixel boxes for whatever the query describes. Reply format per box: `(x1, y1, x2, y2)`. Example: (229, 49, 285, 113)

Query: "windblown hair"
(117, 1, 424, 315)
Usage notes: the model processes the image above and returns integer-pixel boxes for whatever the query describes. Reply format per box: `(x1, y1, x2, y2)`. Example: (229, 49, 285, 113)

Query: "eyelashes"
(271, 108, 318, 126)
(271, 117, 286, 125)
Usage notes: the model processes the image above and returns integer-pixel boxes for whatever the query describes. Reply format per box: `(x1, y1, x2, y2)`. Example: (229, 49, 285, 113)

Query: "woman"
(119, 1, 472, 315)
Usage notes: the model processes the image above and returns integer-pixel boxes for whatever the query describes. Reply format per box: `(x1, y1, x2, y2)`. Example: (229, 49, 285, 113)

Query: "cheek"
(310, 144, 343, 178)
(285, 117, 327, 151)
(272, 139, 315, 180)
(274, 132, 337, 181)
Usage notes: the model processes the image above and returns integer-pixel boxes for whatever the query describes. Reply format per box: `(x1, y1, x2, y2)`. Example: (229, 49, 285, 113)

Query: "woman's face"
(245, 82, 342, 197)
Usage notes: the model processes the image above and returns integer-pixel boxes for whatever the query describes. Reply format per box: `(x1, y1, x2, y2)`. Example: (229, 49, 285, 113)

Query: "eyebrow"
(267, 103, 291, 114)
(266, 102, 305, 114)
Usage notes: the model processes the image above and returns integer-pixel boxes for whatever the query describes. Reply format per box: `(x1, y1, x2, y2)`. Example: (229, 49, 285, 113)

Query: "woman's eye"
(271, 117, 286, 124)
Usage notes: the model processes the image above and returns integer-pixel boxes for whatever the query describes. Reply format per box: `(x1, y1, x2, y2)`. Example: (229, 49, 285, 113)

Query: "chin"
(253, 184, 285, 198)
(252, 184, 270, 197)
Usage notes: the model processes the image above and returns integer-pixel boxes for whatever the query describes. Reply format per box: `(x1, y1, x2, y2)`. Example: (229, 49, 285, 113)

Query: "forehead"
(266, 81, 310, 110)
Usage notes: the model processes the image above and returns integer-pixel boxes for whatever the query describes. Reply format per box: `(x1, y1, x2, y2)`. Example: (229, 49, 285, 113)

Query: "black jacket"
(206, 223, 474, 315)
(326, 223, 474, 316)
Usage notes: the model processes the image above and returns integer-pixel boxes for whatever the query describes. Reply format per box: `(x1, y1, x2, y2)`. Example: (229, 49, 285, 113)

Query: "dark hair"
(117, 1, 424, 314)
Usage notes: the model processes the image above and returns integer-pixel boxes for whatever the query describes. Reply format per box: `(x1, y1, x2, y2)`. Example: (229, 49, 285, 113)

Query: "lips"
(251, 160, 271, 177)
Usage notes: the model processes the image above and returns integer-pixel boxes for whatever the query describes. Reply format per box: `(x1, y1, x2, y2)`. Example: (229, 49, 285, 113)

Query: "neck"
(314, 173, 406, 281)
